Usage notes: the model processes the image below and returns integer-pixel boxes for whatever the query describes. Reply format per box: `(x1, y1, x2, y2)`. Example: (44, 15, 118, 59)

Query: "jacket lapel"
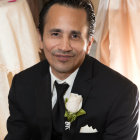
(64, 55, 96, 134)
(72, 55, 95, 108)
(36, 61, 52, 138)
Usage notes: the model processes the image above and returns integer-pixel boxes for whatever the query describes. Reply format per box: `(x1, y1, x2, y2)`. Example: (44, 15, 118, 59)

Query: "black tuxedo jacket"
(5, 55, 139, 140)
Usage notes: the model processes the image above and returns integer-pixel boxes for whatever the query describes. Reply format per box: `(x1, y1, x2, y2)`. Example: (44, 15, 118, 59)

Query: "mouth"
(55, 54, 73, 62)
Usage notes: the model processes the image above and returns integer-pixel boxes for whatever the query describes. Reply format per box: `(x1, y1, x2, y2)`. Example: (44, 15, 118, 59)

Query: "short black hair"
(38, 0, 95, 38)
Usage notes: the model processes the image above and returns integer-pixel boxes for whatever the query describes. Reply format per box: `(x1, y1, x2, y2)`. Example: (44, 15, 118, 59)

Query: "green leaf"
(64, 108, 86, 123)
(70, 114, 77, 123)
(76, 109, 86, 117)
(67, 114, 72, 122)
(64, 110, 69, 117)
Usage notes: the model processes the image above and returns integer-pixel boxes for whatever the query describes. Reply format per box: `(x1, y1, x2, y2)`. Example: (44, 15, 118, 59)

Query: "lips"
(55, 54, 73, 62)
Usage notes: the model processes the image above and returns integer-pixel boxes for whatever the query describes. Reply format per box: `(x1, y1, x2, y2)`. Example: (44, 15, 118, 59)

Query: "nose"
(59, 36, 72, 51)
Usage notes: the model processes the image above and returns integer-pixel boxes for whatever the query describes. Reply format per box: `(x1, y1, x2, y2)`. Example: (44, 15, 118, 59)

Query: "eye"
(71, 34, 80, 40)
(51, 32, 59, 36)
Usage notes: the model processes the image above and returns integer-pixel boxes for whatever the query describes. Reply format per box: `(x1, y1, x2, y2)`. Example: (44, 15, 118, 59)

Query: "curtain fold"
(95, 0, 140, 138)
(0, 0, 40, 139)
(95, 0, 140, 91)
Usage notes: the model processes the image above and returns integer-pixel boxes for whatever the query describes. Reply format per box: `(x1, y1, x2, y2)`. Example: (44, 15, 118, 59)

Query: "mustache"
(52, 50, 76, 56)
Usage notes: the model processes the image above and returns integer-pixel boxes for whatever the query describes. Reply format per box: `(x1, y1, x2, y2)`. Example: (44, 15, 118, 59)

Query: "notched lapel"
(72, 55, 95, 106)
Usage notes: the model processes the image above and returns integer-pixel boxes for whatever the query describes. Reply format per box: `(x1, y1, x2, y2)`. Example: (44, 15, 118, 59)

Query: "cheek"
(42, 42, 52, 59)
(43, 39, 55, 52)
(71, 41, 87, 53)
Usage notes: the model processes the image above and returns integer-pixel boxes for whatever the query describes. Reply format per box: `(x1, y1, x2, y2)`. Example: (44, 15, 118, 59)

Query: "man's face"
(40, 4, 93, 79)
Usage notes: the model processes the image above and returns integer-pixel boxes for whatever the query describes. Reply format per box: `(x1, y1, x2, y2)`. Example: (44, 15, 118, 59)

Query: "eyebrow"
(48, 29, 81, 35)
(49, 29, 62, 33)
(71, 30, 81, 35)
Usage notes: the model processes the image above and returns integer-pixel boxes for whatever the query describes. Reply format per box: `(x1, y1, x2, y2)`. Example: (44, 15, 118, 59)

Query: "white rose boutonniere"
(64, 93, 86, 123)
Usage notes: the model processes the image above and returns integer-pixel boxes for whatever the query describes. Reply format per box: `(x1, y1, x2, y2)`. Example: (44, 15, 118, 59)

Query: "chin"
(54, 65, 76, 74)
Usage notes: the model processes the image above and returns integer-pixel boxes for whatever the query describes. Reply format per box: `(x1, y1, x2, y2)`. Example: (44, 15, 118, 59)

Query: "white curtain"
(0, 0, 40, 139)
(95, 0, 140, 138)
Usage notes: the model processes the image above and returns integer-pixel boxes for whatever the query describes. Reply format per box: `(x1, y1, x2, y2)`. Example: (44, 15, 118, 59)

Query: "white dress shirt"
(50, 67, 79, 109)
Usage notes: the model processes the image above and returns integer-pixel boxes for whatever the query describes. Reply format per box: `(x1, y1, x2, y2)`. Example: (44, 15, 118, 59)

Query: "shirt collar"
(50, 67, 79, 91)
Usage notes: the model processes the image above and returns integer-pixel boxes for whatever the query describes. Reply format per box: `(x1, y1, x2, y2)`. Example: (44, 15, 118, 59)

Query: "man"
(5, 0, 139, 140)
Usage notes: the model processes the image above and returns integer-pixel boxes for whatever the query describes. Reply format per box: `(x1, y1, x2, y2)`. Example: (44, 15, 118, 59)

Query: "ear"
(86, 37, 94, 54)
(37, 29, 44, 50)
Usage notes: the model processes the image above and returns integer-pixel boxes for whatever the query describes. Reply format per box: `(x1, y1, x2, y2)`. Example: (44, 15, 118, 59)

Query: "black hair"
(38, 0, 95, 38)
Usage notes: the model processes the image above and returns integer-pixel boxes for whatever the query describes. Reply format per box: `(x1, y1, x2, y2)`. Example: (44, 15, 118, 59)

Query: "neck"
(51, 70, 73, 81)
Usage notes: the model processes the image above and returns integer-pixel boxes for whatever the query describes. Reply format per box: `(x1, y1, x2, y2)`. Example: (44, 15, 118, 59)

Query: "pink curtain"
(95, 0, 140, 138)
(95, 0, 140, 91)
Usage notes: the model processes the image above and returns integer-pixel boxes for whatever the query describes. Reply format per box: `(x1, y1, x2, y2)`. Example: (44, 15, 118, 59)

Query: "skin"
(39, 4, 94, 80)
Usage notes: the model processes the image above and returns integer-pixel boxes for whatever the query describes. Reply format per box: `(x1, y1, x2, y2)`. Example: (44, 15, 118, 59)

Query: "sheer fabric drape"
(0, 0, 40, 139)
(95, 0, 140, 138)
(95, 0, 140, 91)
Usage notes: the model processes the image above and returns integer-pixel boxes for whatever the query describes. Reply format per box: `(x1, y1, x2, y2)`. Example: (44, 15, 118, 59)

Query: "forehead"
(44, 4, 88, 32)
